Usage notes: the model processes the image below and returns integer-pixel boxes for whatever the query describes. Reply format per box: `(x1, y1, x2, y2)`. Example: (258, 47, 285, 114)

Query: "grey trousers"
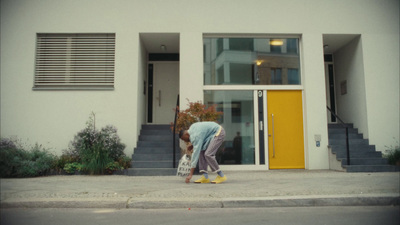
(199, 127, 225, 173)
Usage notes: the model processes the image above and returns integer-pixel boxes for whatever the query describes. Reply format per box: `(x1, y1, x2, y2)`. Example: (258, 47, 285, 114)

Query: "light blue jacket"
(188, 122, 220, 168)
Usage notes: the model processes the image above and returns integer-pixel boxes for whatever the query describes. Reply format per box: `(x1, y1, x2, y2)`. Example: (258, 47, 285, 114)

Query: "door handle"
(159, 90, 161, 107)
(271, 114, 275, 158)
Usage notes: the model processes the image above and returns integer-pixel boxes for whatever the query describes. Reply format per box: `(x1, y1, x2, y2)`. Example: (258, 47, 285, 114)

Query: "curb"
(2, 194, 399, 209)
(0, 198, 129, 209)
(127, 194, 400, 209)
(221, 194, 400, 208)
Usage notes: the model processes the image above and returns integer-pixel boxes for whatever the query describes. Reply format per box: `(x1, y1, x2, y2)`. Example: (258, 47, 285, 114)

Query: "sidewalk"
(1, 170, 399, 209)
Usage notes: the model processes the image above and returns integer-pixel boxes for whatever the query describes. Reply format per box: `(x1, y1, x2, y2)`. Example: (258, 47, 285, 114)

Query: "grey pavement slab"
(1, 170, 399, 209)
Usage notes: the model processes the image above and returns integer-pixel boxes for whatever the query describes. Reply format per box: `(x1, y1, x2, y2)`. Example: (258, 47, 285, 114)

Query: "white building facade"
(1, 0, 399, 170)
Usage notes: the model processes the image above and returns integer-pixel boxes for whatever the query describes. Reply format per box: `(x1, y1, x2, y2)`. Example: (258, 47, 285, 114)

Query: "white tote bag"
(176, 154, 191, 177)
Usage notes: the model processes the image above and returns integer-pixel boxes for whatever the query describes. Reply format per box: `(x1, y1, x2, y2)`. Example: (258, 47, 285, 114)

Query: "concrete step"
(127, 168, 177, 176)
(328, 123, 398, 173)
(330, 144, 376, 152)
(333, 151, 382, 158)
(328, 128, 358, 134)
(141, 124, 171, 130)
(343, 165, 400, 172)
(328, 123, 354, 128)
(131, 160, 179, 168)
(137, 141, 175, 147)
(329, 138, 369, 145)
(328, 133, 363, 139)
(141, 129, 173, 135)
(134, 147, 178, 154)
(139, 135, 175, 141)
(339, 158, 389, 166)
(132, 153, 180, 161)
(129, 124, 181, 176)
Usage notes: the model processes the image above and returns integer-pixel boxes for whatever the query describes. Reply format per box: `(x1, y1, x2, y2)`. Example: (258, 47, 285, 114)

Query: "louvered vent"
(34, 33, 115, 89)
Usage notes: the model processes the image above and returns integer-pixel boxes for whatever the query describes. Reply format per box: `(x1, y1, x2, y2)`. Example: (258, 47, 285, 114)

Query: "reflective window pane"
(204, 37, 301, 85)
(204, 90, 255, 165)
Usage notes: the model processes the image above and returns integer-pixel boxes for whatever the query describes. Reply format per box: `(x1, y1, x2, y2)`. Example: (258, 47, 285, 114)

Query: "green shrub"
(0, 139, 57, 178)
(63, 162, 83, 174)
(117, 156, 131, 169)
(55, 152, 80, 172)
(68, 112, 127, 175)
(25, 145, 58, 176)
(0, 138, 25, 177)
(171, 100, 223, 132)
(105, 161, 122, 174)
(80, 142, 112, 175)
(384, 146, 400, 165)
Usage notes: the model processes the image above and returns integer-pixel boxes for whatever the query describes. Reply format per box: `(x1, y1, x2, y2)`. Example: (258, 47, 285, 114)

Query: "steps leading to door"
(328, 124, 399, 172)
(128, 125, 180, 176)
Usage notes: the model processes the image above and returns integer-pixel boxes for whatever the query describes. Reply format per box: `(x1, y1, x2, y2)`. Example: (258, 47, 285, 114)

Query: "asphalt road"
(1, 206, 399, 225)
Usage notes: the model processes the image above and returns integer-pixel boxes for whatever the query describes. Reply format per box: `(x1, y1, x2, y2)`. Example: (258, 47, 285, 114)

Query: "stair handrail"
(327, 106, 350, 165)
(172, 95, 180, 168)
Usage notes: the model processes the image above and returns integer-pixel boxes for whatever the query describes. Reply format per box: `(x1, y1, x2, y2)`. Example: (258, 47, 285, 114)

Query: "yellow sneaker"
(211, 175, 227, 184)
(194, 175, 210, 184)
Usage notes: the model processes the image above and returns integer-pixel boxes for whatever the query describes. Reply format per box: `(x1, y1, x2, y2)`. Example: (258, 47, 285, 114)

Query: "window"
(270, 39, 282, 53)
(270, 68, 282, 84)
(204, 37, 301, 85)
(34, 33, 115, 90)
(230, 63, 253, 84)
(229, 38, 254, 51)
(288, 68, 300, 84)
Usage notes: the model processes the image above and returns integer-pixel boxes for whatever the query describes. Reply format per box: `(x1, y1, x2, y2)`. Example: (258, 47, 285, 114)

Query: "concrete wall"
(1, 0, 399, 168)
(362, 32, 400, 152)
(333, 3, 400, 152)
(0, 0, 142, 155)
(138, 36, 148, 137)
(334, 36, 369, 137)
(302, 34, 329, 169)
(180, 32, 204, 106)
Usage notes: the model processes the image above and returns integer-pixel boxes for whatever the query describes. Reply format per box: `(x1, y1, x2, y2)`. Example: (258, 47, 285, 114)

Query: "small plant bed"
(0, 112, 131, 178)
(57, 112, 131, 175)
(0, 139, 58, 178)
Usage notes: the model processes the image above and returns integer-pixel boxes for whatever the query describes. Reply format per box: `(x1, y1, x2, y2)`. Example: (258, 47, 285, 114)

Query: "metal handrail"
(172, 95, 180, 168)
(327, 106, 350, 165)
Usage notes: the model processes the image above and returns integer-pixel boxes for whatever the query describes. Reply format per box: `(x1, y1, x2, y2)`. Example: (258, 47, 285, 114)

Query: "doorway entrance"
(148, 62, 179, 124)
(140, 33, 180, 125)
(325, 55, 336, 123)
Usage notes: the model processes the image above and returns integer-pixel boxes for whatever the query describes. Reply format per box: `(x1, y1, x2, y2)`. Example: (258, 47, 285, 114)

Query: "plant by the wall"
(63, 162, 83, 175)
(105, 161, 123, 174)
(0, 138, 58, 178)
(384, 145, 400, 166)
(68, 112, 127, 175)
(171, 99, 223, 132)
(117, 156, 132, 169)
(55, 151, 80, 172)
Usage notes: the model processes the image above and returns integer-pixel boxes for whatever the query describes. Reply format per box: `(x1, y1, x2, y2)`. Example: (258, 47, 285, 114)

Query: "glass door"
(204, 90, 256, 165)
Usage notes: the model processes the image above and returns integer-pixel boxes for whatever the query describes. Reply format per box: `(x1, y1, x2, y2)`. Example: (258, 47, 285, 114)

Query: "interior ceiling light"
(270, 39, 284, 46)
(160, 45, 167, 51)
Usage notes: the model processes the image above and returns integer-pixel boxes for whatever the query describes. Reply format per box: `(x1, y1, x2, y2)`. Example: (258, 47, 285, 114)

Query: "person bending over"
(179, 121, 227, 184)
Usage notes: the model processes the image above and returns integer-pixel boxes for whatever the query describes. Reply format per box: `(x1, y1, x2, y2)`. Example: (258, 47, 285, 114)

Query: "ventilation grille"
(34, 33, 115, 89)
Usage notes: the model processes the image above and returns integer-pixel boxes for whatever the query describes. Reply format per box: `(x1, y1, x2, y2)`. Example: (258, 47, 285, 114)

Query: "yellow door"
(267, 90, 304, 169)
